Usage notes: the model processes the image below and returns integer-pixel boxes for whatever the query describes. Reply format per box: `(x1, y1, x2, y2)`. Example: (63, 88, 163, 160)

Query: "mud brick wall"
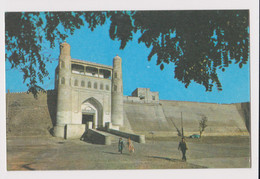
(6, 90, 57, 137)
(123, 100, 250, 137)
(6, 90, 249, 137)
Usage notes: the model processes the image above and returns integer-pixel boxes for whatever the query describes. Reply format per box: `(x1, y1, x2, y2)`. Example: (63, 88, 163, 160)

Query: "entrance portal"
(81, 97, 103, 129)
(82, 114, 95, 128)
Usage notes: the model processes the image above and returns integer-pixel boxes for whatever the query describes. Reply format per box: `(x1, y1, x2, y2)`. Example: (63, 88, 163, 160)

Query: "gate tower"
(54, 42, 72, 137)
(111, 55, 124, 127)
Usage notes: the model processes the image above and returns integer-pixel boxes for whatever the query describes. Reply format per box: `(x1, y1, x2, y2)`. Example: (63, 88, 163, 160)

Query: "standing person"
(127, 137, 135, 153)
(178, 137, 188, 161)
(118, 138, 124, 154)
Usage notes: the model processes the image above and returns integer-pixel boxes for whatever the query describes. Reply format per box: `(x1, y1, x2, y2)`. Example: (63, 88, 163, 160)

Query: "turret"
(111, 55, 124, 127)
(54, 41, 72, 138)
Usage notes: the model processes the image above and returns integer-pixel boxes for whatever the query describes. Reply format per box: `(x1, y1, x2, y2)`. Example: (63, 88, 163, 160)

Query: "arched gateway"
(81, 98, 103, 129)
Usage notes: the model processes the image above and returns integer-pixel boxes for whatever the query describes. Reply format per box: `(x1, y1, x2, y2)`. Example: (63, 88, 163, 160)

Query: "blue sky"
(5, 20, 250, 104)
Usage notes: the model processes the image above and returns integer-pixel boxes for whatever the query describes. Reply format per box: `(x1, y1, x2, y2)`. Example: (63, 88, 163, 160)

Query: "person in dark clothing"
(118, 138, 124, 154)
(178, 137, 188, 161)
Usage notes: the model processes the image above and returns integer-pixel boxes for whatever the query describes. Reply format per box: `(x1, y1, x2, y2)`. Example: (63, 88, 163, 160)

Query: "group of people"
(118, 136, 188, 162)
(118, 137, 135, 154)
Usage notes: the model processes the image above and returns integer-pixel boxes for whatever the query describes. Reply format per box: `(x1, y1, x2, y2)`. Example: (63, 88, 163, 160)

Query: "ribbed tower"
(54, 42, 72, 138)
(111, 55, 124, 127)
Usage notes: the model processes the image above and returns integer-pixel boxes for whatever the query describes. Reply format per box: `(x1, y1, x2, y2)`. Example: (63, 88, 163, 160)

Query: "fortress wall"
(234, 102, 250, 132)
(160, 100, 249, 136)
(6, 91, 57, 137)
(6, 91, 249, 137)
(123, 102, 175, 136)
(124, 100, 250, 137)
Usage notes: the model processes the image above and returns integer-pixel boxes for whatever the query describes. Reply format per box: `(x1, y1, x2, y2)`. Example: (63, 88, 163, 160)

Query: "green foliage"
(5, 11, 249, 96)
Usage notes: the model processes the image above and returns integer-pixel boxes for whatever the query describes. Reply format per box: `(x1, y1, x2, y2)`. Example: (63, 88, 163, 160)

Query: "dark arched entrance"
(81, 97, 103, 128)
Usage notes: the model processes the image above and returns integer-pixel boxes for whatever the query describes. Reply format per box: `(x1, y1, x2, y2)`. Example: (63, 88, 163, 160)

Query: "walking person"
(127, 137, 135, 153)
(178, 137, 188, 161)
(118, 138, 124, 154)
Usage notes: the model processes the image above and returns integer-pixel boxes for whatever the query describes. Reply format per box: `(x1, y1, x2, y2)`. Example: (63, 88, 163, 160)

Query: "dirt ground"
(6, 135, 250, 170)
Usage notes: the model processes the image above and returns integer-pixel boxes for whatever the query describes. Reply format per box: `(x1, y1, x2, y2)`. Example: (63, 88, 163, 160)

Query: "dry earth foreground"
(7, 136, 250, 170)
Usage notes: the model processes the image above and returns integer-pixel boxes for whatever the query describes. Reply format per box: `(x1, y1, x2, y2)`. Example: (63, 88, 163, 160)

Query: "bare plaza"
(7, 135, 250, 170)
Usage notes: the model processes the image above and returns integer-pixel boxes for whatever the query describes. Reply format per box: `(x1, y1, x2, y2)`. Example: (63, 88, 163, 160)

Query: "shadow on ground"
(22, 163, 35, 170)
(146, 156, 208, 168)
(147, 156, 181, 162)
(103, 151, 131, 156)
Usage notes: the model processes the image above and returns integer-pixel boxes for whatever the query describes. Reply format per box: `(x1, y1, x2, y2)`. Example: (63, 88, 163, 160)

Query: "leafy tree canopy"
(5, 11, 249, 96)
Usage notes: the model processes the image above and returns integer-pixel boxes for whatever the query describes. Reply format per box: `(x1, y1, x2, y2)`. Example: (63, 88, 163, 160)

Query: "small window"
(106, 85, 109, 91)
(152, 96, 155, 100)
(81, 81, 85, 87)
(140, 95, 145, 100)
(61, 77, 65, 84)
(114, 85, 117, 92)
(114, 72, 117, 78)
(61, 61, 65, 68)
(94, 82, 97, 89)
(100, 83, 104, 90)
(88, 81, 92, 88)
(74, 79, 78, 86)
